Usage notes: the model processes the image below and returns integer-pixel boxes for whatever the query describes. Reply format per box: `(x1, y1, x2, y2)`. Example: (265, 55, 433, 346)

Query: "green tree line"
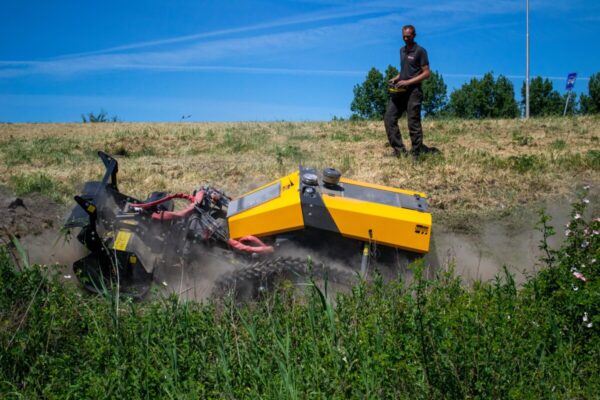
(351, 68, 600, 120)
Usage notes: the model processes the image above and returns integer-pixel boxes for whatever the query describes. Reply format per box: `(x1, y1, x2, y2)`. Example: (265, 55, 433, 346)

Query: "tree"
(350, 68, 387, 120)
(447, 72, 519, 118)
(81, 109, 119, 123)
(422, 70, 447, 117)
(520, 77, 564, 116)
(580, 72, 600, 114)
(383, 65, 399, 83)
(493, 75, 520, 118)
(350, 65, 399, 120)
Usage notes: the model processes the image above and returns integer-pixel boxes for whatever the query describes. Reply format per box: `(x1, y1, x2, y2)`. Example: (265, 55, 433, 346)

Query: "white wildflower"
(574, 213, 582, 220)
(162, 281, 168, 286)
(583, 198, 590, 204)
(565, 229, 571, 237)
(583, 185, 590, 190)
(592, 259, 597, 264)
(586, 322, 593, 328)
(583, 312, 589, 322)
(63, 275, 72, 279)
(581, 240, 589, 249)
(593, 230, 599, 236)
(572, 285, 579, 291)
(573, 271, 587, 282)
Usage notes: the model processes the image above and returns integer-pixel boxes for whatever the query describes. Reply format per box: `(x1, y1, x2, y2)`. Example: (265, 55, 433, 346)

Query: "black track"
(212, 256, 359, 301)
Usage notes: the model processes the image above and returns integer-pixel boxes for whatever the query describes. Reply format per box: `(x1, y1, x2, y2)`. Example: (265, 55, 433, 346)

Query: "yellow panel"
(113, 231, 132, 251)
(322, 195, 431, 253)
(228, 172, 304, 238)
(339, 177, 427, 199)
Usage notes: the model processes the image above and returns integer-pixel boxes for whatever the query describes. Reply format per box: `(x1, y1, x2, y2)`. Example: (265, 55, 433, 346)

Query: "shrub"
(0, 193, 598, 398)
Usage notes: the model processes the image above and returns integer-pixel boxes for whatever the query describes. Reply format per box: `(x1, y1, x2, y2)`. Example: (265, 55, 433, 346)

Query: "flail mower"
(64, 151, 432, 299)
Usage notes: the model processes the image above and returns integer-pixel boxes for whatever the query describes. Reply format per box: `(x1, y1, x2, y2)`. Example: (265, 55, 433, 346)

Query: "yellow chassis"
(227, 169, 431, 254)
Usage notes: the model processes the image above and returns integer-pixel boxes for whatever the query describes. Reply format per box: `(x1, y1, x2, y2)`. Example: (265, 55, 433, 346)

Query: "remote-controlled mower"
(64, 151, 432, 299)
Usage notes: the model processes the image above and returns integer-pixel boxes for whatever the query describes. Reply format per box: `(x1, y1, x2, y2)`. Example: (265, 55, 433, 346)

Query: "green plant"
(330, 131, 350, 141)
(550, 139, 567, 150)
(223, 131, 247, 152)
(275, 145, 303, 168)
(0, 195, 598, 398)
(508, 154, 545, 173)
(81, 109, 119, 123)
(511, 129, 532, 146)
(340, 153, 353, 172)
(8, 173, 65, 201)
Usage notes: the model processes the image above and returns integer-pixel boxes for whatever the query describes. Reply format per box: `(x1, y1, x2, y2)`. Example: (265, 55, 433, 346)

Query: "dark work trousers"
(384, 86, 423, 153)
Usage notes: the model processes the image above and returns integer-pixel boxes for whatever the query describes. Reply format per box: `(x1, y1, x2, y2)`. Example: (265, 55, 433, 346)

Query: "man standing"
(385, 25, 436, 158)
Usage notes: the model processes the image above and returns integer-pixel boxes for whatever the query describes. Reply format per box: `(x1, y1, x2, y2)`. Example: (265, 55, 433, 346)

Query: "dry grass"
(0, 116, 598, 221)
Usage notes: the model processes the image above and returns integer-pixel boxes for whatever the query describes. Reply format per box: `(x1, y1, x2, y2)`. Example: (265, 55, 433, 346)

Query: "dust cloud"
(2, 182, 596, 298)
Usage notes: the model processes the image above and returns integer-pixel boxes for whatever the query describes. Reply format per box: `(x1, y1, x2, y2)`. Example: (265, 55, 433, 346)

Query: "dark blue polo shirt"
(399, 43, 429, 81)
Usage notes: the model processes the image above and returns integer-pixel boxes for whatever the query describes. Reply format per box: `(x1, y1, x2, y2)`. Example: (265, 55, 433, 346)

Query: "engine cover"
(227, 167, 432, 253)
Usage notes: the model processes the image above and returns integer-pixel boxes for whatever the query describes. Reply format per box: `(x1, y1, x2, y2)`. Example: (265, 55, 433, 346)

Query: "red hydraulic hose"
(129, 191, 273, 254)
(228, 236, 274, 254)
(129, 193, 195, 209)
(150, 191, 204, 221)
(129, 192, 204, 221)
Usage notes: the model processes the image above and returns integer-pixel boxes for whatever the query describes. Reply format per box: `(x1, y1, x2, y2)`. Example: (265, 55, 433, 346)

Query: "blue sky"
(1, 0, 599, 122)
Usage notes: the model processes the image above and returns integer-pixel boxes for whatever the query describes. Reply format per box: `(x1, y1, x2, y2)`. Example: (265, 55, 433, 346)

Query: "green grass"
(511, 129, 532, 146)
(221, 127, 269, 153)
(0, 116, 598, 219)
(550, 139, 567, 150)
(274, 144, 304, 166)
(0, 196, 598, 399)
(1, 137, 83, 167)
(8, 173, 67, 202)
(508, 154, 547, 173)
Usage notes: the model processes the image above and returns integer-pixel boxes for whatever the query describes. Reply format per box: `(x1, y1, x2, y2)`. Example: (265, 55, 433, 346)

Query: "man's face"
(402, 29, 415, 45)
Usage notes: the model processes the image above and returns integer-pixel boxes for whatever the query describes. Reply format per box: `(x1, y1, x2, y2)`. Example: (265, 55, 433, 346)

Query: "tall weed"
(0, 195, 598, 398)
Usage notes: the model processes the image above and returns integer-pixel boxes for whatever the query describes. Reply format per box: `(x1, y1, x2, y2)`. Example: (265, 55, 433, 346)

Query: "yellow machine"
(66, 152, 432, 299)
(228, 167, 431, 254)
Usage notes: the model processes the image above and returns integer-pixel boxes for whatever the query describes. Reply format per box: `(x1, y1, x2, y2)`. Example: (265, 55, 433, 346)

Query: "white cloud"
(0, 13, 399, 78)
(0, 0, 585, 79)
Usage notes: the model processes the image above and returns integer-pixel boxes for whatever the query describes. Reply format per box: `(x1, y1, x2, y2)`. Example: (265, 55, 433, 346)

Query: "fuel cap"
(302, 173, 319, 186)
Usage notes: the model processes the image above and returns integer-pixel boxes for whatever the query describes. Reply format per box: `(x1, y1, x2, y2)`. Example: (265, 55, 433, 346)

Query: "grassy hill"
(0, 117, 599, 398)
(1, 116, 599, 222)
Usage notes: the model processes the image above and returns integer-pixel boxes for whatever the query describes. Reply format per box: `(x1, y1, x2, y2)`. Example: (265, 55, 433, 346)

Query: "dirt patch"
(0, 185, 86, 269)
(0, 186, 63, 240)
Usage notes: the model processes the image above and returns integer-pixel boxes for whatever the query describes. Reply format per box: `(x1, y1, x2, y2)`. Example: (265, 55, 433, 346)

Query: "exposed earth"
(1, 184, 597, 299)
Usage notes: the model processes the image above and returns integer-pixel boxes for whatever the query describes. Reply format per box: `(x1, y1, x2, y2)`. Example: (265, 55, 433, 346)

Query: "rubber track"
(211, 256, 358, 300)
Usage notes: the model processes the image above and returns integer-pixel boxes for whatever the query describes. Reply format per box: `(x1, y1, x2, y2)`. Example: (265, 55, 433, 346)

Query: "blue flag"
(566, 73, 577, 91)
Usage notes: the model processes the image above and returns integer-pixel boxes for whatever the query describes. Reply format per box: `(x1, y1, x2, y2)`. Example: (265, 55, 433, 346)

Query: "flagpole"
(525, 0, 530, 119)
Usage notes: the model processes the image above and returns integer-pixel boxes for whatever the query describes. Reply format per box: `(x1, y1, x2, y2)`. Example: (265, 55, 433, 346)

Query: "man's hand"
(396, 80, 410, 87)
